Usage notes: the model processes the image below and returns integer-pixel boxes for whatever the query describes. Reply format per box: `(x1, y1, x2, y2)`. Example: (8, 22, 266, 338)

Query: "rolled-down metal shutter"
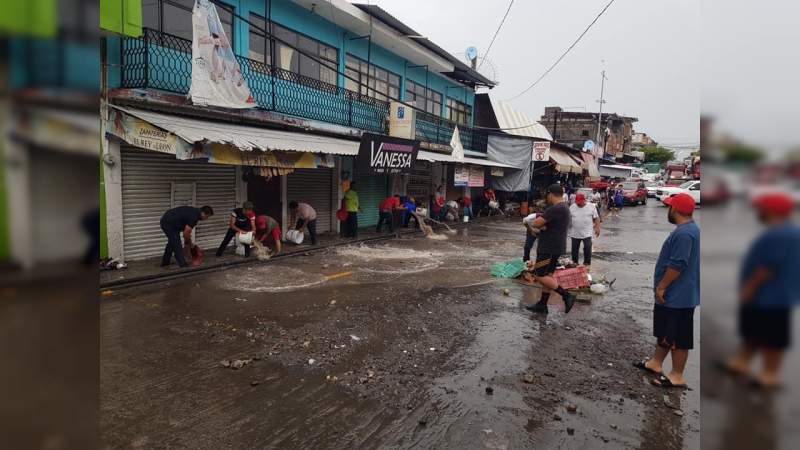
(121, 147, 237, 260)
(286, 168, 335, 233)
(352, 174, 387, 227)
(407, 161, 432, 203)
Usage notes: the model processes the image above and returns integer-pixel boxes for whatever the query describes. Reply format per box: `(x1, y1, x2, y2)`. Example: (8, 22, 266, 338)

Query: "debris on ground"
(567, 428, 575, 436)
(522, 373, 535, 384)
(308, 359, 316, 365)
(565, 403, 578, 414)
(250, 380, 260, 387)
(502, 288, 510, 296)
(234, 297, 248, 302)
(101, 290, 114, 297)
(220, 359, 253, 370)
(485, 386, 494, 395)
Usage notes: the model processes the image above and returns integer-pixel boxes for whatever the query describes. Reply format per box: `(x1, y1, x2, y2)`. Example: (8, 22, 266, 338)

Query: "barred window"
(272, 24, 338, 85)
(345, 55, 400, 101)
(405, 79, 442, 115)
(447, 98, 471, 125)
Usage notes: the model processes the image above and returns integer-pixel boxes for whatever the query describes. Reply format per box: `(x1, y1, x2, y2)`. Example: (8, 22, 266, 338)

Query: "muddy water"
(101, 204, 699, 449)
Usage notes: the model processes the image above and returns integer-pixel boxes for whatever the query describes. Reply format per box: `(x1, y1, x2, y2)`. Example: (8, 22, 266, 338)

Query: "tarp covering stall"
(486, 134, 532, 192)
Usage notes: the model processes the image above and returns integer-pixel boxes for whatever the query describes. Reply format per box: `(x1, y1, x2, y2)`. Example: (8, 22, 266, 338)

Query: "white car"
(656, 180, 701, 205)
(645, 181, 663, 198)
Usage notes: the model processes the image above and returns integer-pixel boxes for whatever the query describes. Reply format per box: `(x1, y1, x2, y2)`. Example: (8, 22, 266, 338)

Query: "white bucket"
(463, 215, 469, 223)
(285, 229, 304, 244)
(236, 231, 254, 245)
(489, 201, 499, 209)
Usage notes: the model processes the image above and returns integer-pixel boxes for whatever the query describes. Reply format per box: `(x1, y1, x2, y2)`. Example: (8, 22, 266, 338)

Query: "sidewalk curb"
(99, 216, 502, 292)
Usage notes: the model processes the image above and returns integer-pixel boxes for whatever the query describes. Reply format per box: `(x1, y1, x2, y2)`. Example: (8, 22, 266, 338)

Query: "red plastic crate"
(553, 266, 590, 290)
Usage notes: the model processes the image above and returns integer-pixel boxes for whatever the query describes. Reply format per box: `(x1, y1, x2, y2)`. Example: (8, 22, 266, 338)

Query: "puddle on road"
(220, 266, 330, 293)
(335, 243, 443, 261)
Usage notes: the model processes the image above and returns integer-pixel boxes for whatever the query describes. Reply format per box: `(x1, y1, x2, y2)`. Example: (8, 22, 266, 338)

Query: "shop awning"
(550, 148, 583, 174)
(417, 150, 516, 169)
(461, 156, 516, 169)
(109, 106, 359, 156)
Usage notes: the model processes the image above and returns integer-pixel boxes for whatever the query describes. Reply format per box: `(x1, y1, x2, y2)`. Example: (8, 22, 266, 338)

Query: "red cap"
(575, 193, 586, 205)
(664, 193, 695, 214)
(753, 192, 794, 216)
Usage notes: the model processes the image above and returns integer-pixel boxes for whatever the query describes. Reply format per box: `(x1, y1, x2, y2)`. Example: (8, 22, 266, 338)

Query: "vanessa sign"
(356, 133, 420, 175)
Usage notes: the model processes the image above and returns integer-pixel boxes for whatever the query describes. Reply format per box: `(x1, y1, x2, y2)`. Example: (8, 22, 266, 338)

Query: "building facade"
(540, 106, 638, 160)
(100, 0, 497, 262)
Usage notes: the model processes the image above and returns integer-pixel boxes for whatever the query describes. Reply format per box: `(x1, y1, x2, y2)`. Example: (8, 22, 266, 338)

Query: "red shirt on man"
(379, 196, 401, 213)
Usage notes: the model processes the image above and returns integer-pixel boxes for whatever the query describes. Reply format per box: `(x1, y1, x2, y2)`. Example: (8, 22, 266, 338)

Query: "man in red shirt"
(459, 195, 473, 219)
(255, 215, 282, 255)
(377, 195, 401, 233)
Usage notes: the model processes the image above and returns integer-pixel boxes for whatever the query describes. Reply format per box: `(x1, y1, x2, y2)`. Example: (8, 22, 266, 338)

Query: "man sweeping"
(525, 184, 577, 314)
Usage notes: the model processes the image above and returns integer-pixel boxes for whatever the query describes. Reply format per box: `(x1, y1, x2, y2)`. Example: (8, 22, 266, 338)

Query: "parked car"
(657, 180, 701, 205)
(619, 181, 648, 205)
(645, 181, 663, 198)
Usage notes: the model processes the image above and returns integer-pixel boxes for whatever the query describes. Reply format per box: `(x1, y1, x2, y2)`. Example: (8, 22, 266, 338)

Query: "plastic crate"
(554, 266, 590, 290)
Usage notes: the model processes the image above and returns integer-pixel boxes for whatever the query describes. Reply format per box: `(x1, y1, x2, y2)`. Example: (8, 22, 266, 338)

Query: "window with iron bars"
(447, 98, 471, 126)
(142, 0, 233, 46)
(345, 55, 400, 101)
(405, 79, 442, 116)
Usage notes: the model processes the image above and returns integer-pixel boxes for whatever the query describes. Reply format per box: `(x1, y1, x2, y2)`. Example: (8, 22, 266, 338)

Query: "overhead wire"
(505, 0, 617, 101)
(477, 0, 514, 70)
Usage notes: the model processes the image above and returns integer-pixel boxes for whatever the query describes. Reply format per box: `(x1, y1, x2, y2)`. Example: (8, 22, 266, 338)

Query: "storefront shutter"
(352, 174, 387, 227)
(407, 161, 432, 205)
(121, 147, 237, 260)
(286, 168, 335, 233)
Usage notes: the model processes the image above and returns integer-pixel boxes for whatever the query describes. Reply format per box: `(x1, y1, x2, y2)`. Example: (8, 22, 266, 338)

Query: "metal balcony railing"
(414, 111, 488, 153)
(120, 28, 488, 152)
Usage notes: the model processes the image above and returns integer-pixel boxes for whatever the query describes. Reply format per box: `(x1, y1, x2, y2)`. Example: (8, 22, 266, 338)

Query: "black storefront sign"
(356, 133, 420, 175)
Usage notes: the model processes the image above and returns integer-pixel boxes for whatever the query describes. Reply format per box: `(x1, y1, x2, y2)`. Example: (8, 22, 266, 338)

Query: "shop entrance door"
(247, 174, 283, 226)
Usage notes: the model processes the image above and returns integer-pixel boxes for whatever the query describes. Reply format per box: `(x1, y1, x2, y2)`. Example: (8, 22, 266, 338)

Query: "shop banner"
(356, 133, 419, 175)
(468, 166, 485, 187)
(454, 166, 469, 186)
(450, 126, 464, 162)
(490, 167, 505, 177)
(189, 0, 256, 109)
(108, 108, 187, 155)
(532, 141, 551, 162)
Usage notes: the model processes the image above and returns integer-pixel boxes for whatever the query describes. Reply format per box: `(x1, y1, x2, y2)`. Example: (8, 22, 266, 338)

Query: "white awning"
(417, 149, 453, 162)
(461, 156, 516, 169)
(489, 97, 553, 140)
(111, 106, 359, 155)
(550, 148, 583, 174)
(417, 150, 516, 169)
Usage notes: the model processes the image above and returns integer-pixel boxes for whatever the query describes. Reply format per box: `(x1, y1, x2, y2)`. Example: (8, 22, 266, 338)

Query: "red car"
(618, 181, 648, 205)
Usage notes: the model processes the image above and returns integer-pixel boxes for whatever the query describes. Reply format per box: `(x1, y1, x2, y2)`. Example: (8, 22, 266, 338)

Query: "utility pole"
(595, 70, 607, 146)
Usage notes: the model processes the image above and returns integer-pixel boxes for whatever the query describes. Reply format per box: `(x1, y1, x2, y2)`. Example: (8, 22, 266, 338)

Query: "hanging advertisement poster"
(468, 166, 485, 187)
(454, 166, 469, 186)
(189, 0, 256, 109)
(356, 133, 420, 175)
(450, 126, 465, 162)
(532, 141, 551, 162)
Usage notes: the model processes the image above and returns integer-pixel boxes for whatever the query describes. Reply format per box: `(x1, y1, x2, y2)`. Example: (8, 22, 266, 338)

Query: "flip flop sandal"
(651, 375, 688, 389)
(713, 360, 748, 379)
(633, 359, 663, 376)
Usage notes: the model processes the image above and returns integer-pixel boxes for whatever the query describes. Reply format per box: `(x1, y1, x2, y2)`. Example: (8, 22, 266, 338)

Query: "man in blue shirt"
(721, 192, 799, 388)
(634, 193, 699, 388)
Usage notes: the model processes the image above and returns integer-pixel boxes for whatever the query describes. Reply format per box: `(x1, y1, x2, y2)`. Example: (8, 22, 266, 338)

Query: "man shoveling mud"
(524, 184, 577, 314)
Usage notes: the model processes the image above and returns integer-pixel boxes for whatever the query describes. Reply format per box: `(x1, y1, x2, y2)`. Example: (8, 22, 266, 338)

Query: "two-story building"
(540, 106, 638, 160)
(101, 0, 496, 262)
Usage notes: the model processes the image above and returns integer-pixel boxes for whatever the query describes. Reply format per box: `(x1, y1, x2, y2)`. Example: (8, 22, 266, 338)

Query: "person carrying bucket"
(215, 201, 256, 257)
(255, 215, 282, 256)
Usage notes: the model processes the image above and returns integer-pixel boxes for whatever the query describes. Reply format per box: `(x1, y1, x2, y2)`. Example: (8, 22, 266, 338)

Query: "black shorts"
(739, 306, 792, 350)
(531, 253, 559, 277)
(653, 304, 695, 350)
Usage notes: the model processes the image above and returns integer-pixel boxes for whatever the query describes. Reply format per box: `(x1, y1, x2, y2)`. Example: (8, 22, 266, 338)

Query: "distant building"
(540, 107, 638, 160)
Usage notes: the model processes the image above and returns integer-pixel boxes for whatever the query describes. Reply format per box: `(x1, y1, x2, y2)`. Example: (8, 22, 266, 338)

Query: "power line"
(505, 0, 617, 101)
(478, 0, 514, 70)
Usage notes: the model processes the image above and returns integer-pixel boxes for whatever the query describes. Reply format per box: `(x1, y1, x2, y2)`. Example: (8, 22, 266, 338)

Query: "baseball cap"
(663, 193, 695, 214)
(753, 192, 794, 216)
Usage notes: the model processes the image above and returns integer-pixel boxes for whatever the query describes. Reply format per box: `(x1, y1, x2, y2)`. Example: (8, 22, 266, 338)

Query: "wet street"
(101, 202, 699, 449)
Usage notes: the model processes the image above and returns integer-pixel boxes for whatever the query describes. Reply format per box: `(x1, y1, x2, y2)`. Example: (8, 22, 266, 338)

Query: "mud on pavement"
(101, 208, 699, 449)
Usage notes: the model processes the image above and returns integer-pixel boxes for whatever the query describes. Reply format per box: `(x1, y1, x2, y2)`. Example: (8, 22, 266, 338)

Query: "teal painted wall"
(107, 0, 475, 120)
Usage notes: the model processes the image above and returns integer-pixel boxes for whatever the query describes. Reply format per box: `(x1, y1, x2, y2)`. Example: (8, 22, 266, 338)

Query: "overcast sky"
(371, 0, 699, 148)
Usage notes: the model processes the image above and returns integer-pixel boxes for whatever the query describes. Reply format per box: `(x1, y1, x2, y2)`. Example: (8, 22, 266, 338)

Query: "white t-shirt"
(568, 203, 599, 239)
(591, 192, 602, 204)
(522, 213, 538, 226)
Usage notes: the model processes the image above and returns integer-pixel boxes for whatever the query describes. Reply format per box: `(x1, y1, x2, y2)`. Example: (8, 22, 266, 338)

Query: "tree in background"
(720, 142, 764, 164)
(641, 146, 675, 164)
